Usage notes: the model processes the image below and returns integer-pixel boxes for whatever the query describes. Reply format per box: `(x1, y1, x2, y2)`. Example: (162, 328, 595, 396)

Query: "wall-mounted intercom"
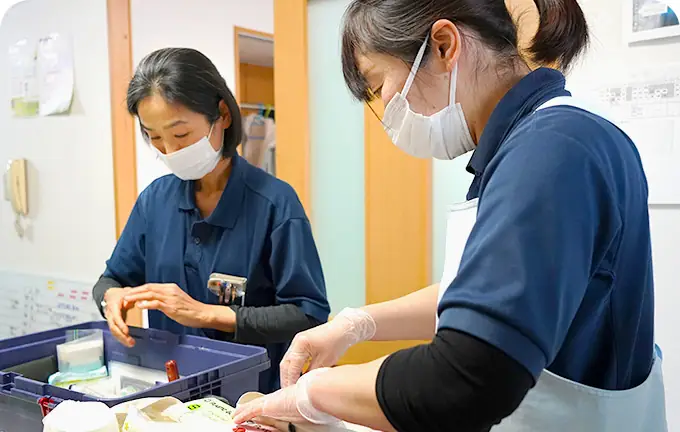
(4, 158, 28, 237)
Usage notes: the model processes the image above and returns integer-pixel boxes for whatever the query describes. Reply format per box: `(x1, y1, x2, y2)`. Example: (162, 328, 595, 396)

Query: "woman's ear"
(218, 100, 233, 129)
(430, 19, 462, 72)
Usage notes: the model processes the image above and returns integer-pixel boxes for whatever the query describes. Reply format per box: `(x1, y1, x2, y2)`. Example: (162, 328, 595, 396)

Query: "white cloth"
(436, 96, 668, 431)
(435, 198, 478, 330)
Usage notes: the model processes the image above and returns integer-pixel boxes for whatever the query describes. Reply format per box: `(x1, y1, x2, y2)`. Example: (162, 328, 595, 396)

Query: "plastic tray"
(0, 321, 270, 417)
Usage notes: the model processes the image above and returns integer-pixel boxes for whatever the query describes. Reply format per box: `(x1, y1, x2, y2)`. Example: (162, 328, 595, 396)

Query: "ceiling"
(238, 34, 274, 68)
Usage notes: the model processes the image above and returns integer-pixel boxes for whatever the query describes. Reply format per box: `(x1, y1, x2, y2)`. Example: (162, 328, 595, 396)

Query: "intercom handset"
(4, 159, 28, 237)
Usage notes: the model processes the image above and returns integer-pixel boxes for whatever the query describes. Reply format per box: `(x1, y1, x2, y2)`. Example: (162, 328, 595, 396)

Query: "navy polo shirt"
(103, 155, 330, 393)
(438, 68, 655, 390)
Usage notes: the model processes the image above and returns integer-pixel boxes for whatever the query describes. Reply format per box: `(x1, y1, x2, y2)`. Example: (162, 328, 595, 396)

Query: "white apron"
(436, 96, 668, 432)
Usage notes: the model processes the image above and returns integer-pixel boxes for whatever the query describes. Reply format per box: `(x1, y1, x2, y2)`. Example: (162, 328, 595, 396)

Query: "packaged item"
(167, 397, 235, 423)
(57, 329, 105, 374)
(42, 400, 118, 432)
(47, 365, 108, 387)
(110, 395, 373, 432)
(165, 360, 180, 382)
(57, 362, 163, 399)
(166, 397, 278, 432)
(109, 361, 168, 386)
(69, 376, 115, 398)
(121, 397, 227, 432)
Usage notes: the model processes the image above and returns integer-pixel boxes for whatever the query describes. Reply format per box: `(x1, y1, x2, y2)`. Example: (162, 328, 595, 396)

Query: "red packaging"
(165, 360, 179, 382)
(38, 396, 54, 417)
(236, 422, 280, 431)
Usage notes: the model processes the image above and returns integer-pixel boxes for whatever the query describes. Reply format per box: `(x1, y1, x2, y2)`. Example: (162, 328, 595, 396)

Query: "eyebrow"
(140, 119, 188, 131)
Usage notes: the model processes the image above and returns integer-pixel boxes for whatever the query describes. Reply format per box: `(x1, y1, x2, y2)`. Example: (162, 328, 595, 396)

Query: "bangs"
(341, 0, 432, 104)
(341, 2, 379, 103)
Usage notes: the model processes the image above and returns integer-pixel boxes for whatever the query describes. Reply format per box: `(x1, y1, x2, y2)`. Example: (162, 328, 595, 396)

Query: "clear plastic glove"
(233, 368, 339, 425)
(280, 308, 376, 388)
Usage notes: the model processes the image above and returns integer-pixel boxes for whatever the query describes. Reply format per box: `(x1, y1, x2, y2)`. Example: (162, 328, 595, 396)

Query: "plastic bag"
(57, 329, 104, 373)
(120, 397, 233, 432)
(42, 400, 118, 432)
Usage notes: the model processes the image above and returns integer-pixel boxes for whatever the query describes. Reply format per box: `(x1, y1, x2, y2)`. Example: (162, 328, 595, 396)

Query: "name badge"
(207, 273, 247, 306)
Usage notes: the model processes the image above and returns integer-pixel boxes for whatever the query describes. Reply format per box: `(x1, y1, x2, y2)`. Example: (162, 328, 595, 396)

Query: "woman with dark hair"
(234, 0, 667, 431)
(92, 48, 330, 394)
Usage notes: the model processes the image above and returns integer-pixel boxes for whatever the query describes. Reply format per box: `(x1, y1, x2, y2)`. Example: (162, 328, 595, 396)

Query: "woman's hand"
(233, 369, 339, 426)
(103, 287, 136, 347)
(233, 385, 304, 425)
(123, 283, 214, 329)
(280, 308, 376, 388)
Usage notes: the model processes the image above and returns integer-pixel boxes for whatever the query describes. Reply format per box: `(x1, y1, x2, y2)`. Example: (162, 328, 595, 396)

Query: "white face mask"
(155, 124, 222, 180)
(382, 36, 475, 160)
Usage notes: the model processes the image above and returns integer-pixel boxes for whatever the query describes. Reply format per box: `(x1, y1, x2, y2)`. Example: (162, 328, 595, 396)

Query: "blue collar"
(467, 68, 570, 177)
(179, 155, 246, 229)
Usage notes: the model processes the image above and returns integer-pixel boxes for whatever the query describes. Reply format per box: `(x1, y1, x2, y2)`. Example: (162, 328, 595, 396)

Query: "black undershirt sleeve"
(376, 329, 534, 432)
(230, 304, 322, 345)
(92, 275, 122, 317)
(92, 275, 321, 345)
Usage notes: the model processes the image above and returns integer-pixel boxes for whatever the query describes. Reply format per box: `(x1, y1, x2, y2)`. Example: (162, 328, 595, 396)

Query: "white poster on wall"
(37, 33, 74, 116)
(8, 38, 39, 117)
(589, 64, 680, 204)
(626, 0, 680, 42)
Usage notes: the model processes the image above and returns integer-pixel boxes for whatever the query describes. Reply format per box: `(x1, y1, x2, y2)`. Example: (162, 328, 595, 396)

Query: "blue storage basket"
(0, 321, 270, 411)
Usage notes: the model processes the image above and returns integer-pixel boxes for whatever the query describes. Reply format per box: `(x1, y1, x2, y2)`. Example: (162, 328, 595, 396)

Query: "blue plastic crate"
(0, 321, 270, 414)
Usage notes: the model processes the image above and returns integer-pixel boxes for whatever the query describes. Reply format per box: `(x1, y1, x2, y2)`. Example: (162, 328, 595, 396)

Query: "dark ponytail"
(529, 0, 589, 70)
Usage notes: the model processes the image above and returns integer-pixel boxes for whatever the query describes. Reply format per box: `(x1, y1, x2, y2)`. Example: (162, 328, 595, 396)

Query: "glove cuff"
(295, 368, 341, 425)
(335, 308, 377, 344)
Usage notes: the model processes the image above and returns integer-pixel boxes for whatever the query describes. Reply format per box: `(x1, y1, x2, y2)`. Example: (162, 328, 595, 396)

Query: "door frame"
(273, 0, 312, 215)
(233, 26, 275, 105)
(107, 0, 137, 238)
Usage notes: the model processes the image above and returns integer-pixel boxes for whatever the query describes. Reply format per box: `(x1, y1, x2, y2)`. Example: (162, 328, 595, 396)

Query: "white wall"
(567, 1, 680, 429)
(0, 0, 116, 282)
(130, 0, 274, 193)
(0, 0, 22, 22)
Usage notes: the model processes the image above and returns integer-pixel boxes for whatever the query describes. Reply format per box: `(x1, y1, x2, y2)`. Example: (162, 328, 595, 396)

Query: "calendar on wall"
(590, 64, 680, 204)
(626, 0, 680, 43)
(0, 271, 102, 340)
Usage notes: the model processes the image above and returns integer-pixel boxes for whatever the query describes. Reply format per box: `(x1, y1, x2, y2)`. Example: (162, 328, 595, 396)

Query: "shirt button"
(193, 237, 201, 245)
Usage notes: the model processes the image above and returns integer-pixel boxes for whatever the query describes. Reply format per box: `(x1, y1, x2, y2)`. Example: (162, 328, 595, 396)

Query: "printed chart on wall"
(7, 33, 74, 117)
(8, 38, 38, 117)
(37, 33, 74, 116)
(591, 64, 680, 204)
(0, 272, 101, 340)
(627, 0, 680, 42)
